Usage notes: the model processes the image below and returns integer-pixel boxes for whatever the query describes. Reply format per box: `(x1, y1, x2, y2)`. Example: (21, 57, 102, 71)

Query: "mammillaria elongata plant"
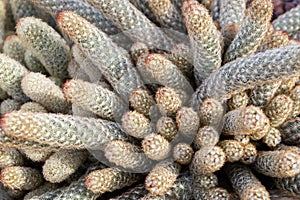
(0, 0, 300, 199)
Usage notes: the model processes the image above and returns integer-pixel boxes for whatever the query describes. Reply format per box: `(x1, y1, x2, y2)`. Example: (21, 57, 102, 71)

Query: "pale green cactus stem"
(227, 91, 249, 111)
(0, 166, 43, 190)
(0, 0, 5, 51)
(86, 0, 174, 50)
(191, 44, 300, 109)
(225, 163, 270, 200)
(264, 94, 294, 127)
(279, 117, 300, 145)
(3, 35, 25, 65)
(1, 111, 133, 149)
(142, 133, 172, 161)
(0, 99, 21, 115)
(129, 88, 155, 117)
(182, 0, 222, 84)
(137, 53, 193, 102)
(156, 116, 178, 141)
(176, 107, 199, 139)
(0, 53, 29, 102)
(0, 148, 24, 168)
(273, 5, 300, 36)
(56, 11, 143, 99)
(67, 59, 91, 82)
(43, 150, 88, 183)
(145, 161, 180, 196)
(22, 149, 53, 162)
(23, 182, 58, 200)
(21, 72, 70, 113)
(193, 126, 219, 150)
(129, 0, 158, 23)
(190, 146, 225, 175)
(24, 50, 48, 74)
(71, 104, 98, 118)
(224, 0, 273, 63)
(104, 140, 154, 172)
(20, 102, 47, 113)
(63, 79, 126, 120)
(275, 76, 299, 95)
(147, 0, 186, 32)
(198, 98, 224, 128)
(29, 0, 119, 35)
(289, 85, 300, 118)
(155, 86, 182, 116)
(218, 140, 244, 162)
(85, 167, 140, 194)
(257, 31, 290, 52)
(16, 17, 70, 79)
(253, 150, 300, 178)
(121, 111, 153, 139)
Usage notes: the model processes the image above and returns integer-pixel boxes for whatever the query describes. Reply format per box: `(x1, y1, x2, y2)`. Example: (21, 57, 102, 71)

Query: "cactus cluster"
(0, 0, 300, 199)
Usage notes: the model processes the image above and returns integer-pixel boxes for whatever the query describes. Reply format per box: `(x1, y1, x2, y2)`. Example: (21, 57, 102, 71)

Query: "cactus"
(20, 102, 47, 113)
(21, 72, 69, 113)
(0, 148, 24, 168)
(23, 182, 58, 200)
(275, 172, 300, 197)
(24, 50, 48, 74)
(0, 53, 28, 102)
(240, 143, 257, 165)
(191, 43, 300, 110)
(155, 86, 182, 116)
(56, 11, 143, 99)
(3, 35, 25, 65)
(110, 184, 148, 200)
(142, 133, 171, 161)
(129, 88, 155, 117)
(193, 126, 219, 150)
(43, 150, 88, 183)
(122, 111, 152, 139)
(16, 17, 70, 78)
(182, 0, 222, 83)
(0, 166, 43, 190)
(71, 104, 98, 118)
(193, 187, 230, 200)
(279, 117, 300, 145)
(130, 42, 149, 64)
(219, 140, 244, 162)
(1, 111, 132, 149)
(0, 0, 5, 50)
(176, 107, 199, 139)
(253, 150, 300, 178)
(262, 127, 281, 147)
(289, 85, 300, 118)
(225, 163, 270, 200)
(227, 91, 249, 111)
(224, 0, 273, 63)
(63, 79, 126, 120)
(250, 81, 281, 107)
(22, 149, 52, 162)
(0, 99, 21, 115)
(257, 31, 290, 52)
(156, 116, 178, 141)
(198, 98, 224, 128)
(85, 167, 139, 194)
(173, 143, 194, 165)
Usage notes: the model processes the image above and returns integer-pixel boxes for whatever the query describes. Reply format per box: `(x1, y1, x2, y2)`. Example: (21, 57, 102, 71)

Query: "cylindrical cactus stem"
(0, 54, 29, 102)
(222, 106, 270, 136)
(121, 111, 153, 139)
(275, 172, 300, 197)
(191, 44, 300, 110)
(227, 91, 249, 111)
(0, 0, 5, 50)
(234, 134, 250, 145)
(182, 0, 222, 83)
(28, 0, 119, 35)
(1, 111, 133, 149)
(193, 126, 220, 150)
(67, 59, 91, 82)
(219, 0, 246, 29)
(130, 42, 149, 64)
(85, 167, 140, 194)
(264, 94, 293, 127)
(21, 72, 70, 114)
(190, 146, 226, 175)
(224, 0, 273, 63)
(240, 143, 257, 165)
(145, 161, 180, 196)
(280, 117, 300, 145)
(23, 182, 58, 200)
(22, 149, 52, 162)
(3, 35, 25, 65)
(199, 98, 224, 128)
(56, 11, 143, 99)
(20, 102, 47, 113)
(273, 5, 300, 36)
(110, 184, 148, 200)
(0, 99, 21, 115)
(289, 85, 300, 118)
(137, 53, 193, 102)
(5, 187, 25, 199)
(129, 88, 155, 117)
(276, 76, 299, 95)
(262, 127, 281, 147)
(63, 79, 126, 120)
(142, 133, 172, 161)
(71, 104, 98, 118)
(104, 140, 154, 172)
(176, 107, 199, 138)
(253, 150, 300, 178)
(156, 116, 178, 141)
(0, 88, 8, 101)
(129, 0, 158, 23)
(250, 81, 281, 107)
(147, 0, 186, 32)
(155, 86, 182, 116)
(173, 143, 194, 165)
(0, 166, 43, 190)
(218, 140, 244, 162)
(275, 144, 300, 155)
(16, 17, 70, 79)
(225, 163, 270, 200)
(193, 173, 218, 189)
(85, 0, 174, 50)
(193, 187, 231, 200)
(257, 31, 290, 52)
(43, 150, 88, 183)
(24, 50, 48, 74)
(0, 148, 24, 168)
